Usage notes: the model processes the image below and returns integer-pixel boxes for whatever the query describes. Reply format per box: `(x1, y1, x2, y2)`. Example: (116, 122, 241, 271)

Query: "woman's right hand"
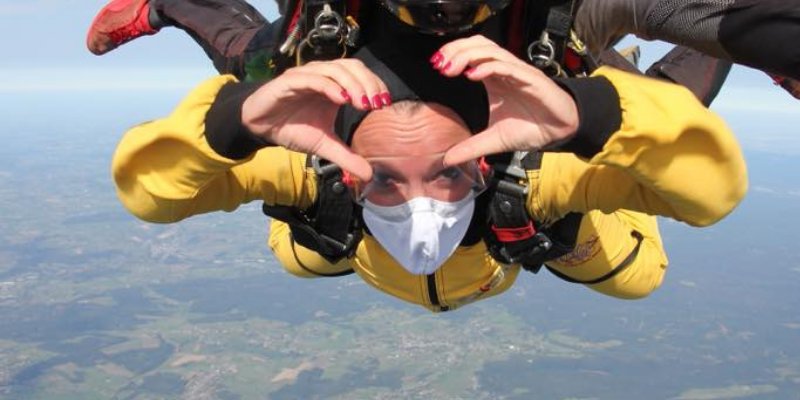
(242, 59, 390, 181)
(432, 35, 579, 167)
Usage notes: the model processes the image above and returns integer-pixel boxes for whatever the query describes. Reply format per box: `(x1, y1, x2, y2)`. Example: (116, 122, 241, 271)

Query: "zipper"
(426, 273, 449, 312)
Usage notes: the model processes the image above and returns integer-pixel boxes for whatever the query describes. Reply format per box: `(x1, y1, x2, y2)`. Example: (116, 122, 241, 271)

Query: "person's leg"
(595, 45, 731, 107)
(645, 46, 732, 107)
(771, 76, 800, 99)
(86, 0, 162, 56)
(573, 0, 641, 57)
(87, 0, 280, 78)
(575, 0, 800, 81)
(152, 0, 268, 75)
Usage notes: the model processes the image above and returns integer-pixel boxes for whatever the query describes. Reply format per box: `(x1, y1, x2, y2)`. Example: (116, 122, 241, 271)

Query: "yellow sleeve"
(529, 67, 748, 227)
(526, 68, 747, 298)
(111, 75, 315, 223)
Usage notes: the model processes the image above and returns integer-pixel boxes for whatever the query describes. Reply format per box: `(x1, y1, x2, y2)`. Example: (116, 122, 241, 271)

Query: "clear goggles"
(378, 0, 510, 35)
(345, 152, 489, 207)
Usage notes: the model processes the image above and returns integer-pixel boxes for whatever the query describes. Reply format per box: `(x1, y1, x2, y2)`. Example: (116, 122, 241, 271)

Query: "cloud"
(749, 186, 800, 197)
(751, 186, 777, 195)
(673, 385, 778, 400)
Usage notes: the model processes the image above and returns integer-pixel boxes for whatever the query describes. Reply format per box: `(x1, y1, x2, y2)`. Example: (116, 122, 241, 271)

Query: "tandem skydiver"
(84, 0, 800, 100)
(110, 33, 747, 311)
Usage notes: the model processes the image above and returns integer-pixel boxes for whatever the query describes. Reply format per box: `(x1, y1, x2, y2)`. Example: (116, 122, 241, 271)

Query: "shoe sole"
(86, 0, 151, 55)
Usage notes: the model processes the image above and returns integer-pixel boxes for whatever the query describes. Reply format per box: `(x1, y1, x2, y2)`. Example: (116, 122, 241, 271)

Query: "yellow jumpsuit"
(112, 67, 747, 312)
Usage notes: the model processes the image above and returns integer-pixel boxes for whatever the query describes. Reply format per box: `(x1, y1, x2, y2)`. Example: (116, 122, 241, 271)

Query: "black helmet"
(378, 0, 511, 35)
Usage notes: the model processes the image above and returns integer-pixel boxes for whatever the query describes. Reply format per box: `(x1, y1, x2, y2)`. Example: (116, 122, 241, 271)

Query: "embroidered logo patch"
(556, 234, 601, 267)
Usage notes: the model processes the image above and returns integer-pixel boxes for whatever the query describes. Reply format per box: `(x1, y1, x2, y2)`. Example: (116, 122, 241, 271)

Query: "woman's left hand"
(433, 35, 580, 166)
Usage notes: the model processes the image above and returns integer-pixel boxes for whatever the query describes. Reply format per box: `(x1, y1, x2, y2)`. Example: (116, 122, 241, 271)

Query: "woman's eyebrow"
(370, 162, 406, 180)
(424, 164, 458, 180)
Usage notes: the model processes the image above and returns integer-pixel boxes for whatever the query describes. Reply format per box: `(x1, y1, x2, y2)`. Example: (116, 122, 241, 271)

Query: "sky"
(0, 0, 798, 153)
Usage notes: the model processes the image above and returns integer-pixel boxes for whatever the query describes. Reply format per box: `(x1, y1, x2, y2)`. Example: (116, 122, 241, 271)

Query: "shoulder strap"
(522, 0, 596, 76)
(262, 156, 362, 265)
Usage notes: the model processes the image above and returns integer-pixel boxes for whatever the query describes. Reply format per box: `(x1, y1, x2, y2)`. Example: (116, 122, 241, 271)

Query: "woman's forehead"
(351, 103, 471, 158)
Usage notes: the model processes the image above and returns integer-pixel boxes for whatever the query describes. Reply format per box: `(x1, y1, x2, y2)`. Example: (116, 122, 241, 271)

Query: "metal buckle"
(491, 151, 529, 197)
(527, 31, 564, 77)
(310, 155, 341, 177)
(294, 3, 350, 65)
(492, 151, 528, 179)
(503, 232, 552, 261)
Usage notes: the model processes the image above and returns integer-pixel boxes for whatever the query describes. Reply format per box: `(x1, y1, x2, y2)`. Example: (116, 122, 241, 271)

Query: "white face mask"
(362, 195, 475, 275)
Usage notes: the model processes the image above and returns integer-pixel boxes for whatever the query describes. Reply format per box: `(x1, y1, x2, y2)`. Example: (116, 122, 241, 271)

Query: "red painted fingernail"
(341, 89, 351, 101)
(342, 171, 354, 187)
(441, 61, 452, 72)
(464, 67, 476, 76)
(430, 51, 443, 64)
(381, 93, 392, 106)
(478, 157, 491, 177)
(361, 95, 371, 109)
(372, 94, 383, 109)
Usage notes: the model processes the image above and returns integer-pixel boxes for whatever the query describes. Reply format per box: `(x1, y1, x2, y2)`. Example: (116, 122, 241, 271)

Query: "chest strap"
(261, 156, 362, 266)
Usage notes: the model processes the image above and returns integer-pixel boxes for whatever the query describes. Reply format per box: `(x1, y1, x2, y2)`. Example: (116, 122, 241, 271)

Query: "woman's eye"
(440, 167, 462, 180)
(372, 172, 394, 187)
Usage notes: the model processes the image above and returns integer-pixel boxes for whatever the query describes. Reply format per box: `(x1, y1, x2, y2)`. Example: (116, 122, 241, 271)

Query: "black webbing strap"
(288, 234, 355, 277)
(546, 230, 644, 284)
(523, 0, 586, 75)
(485, 151, 582, 273)
(261, 156, 362, 265)
(544, 0, 579, 64)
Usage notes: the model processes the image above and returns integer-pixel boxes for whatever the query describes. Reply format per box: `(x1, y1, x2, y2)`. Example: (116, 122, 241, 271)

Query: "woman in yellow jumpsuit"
(111, 36, 747, 312)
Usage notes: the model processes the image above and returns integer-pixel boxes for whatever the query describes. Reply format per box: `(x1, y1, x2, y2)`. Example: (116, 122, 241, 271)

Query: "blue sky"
(0, 0, 798, 153)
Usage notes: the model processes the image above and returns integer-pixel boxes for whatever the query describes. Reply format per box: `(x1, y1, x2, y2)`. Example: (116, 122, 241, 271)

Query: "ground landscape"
(1, 92, 798, 400)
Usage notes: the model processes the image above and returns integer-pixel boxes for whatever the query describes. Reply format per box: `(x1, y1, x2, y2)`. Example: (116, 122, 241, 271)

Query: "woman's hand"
(242, 59, 390, 181)
(432, 35, 580, 167)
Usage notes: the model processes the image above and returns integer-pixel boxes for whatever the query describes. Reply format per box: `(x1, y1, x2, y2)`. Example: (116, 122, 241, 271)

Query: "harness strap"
(544, 0, 576, 58)
(261, 156, 361, 265)
(485, 151, 583, 273)
(492, 222, 536, 242)
(546, 230, 644, 284)
(288, 235, 355, 277)
(523, 0, 590, 76)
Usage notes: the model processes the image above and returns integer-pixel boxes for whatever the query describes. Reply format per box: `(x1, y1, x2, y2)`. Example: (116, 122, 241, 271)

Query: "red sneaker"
(86, 0, 159, 55)
(771, 75, 800, 100)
